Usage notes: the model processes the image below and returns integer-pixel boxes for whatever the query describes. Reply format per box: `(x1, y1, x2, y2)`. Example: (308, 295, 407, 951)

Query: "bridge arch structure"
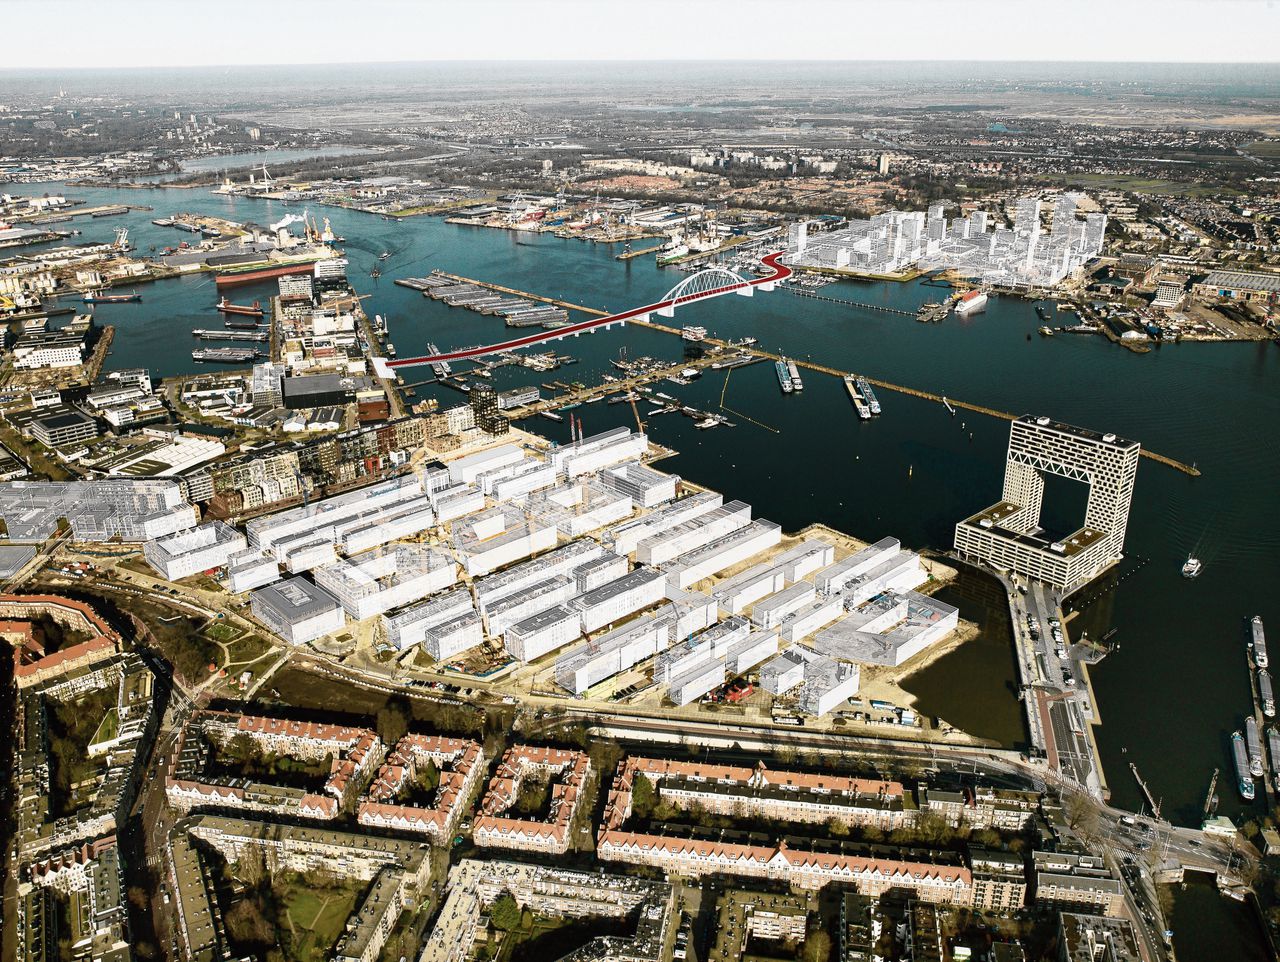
(386, 250, 792, 368)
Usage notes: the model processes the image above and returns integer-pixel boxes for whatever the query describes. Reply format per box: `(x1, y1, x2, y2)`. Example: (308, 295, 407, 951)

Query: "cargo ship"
(855, 376, 881, 415)
(1233, 731, 1256, 800)
(1262, 669, 1276, 719)
(775, 360, 793, 394)
(82, 291, 141, 304)
(192, 347, 261, 364)
(843, 376, 871, 420)
(1247, 716, 1265, 778)
(954, 289, 988, 316)
(786, 359, 804, 392)
(214, 253, 327, 289)
(1253, 616, 1269, 669)
(217, 298, 265, 317)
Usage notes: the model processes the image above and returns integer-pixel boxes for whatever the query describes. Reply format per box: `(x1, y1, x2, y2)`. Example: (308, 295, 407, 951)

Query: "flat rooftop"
(1015, 415, 1138, 451)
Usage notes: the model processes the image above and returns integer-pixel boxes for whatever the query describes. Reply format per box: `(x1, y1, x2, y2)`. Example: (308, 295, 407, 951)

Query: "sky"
(1, 0, 1278, 69)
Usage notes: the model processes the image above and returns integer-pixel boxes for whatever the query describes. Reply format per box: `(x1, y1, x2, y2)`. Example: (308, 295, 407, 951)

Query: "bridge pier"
(734, 287, 754, 297)
(657, 306, 675, 318)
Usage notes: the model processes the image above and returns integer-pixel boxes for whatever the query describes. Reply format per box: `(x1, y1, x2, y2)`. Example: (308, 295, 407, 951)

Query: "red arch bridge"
(384, 250, 792, 369)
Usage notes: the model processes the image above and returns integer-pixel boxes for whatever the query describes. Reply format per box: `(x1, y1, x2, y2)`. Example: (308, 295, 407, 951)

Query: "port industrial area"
(2, 90, 1280, 961)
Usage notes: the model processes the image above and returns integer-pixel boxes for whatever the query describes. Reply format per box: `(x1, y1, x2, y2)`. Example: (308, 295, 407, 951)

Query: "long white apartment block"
(778, 595, 846, 643)
(841, 551, 928, 606)
(425, 610, 484, 661)
(667, 660, 726, 707)
(653, 617, 751, 685)
(654, 585, 718, 640)
(280, 536, 338, 574)
(570, 567, 667, 633)
(226, 549, 281, 593)
(814, 537, 900, 594)
(812, 591, 959, 668)
(555, 615, 672, 695)
(599, 461, 678, 508)
(474, 540, 602, 609)
(382, 588, 475, 651)
(491, 461, 559, 502)
(313, 545, 457, 621)
(526, 479, 634, 538)
(483, 574, 576, 636)
(573, 553, 629, 594)
(453, 506, 558, 577)
(752, 582, 817, 629)
(144, 520, 247, 581)
(635, 500, 751, 566)
(760, 648, 807, 695)
(771, 539, 836, 581)
(472, 458, 535, 496)
(447, 444, 525, 485)
(713, 561, 788, 615)
(663, 519, 783, 590)
(724, 628, 780, 675)
(251, 576, 345, 646)
(504, 604, 582, 663)
(608, 491, 723, 556)
(338, 497, 436, 555)
(551, 428, 648, 478)
(246, 475, 424, 555)
(432, 485, 487, 523)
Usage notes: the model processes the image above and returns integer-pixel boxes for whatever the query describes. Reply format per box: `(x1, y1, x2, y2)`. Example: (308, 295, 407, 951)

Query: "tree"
(225, 898, 275, 945)
(376, 698, 410, 747)
(826, 817, 850, 838)
(489, 893, 521, 932)
(803, 929, 832, 962)
(236, 847, 267, 888)
(417, 758, 441, 794)
(127, 885, 150, 909)
(1064, 793, 1101, 838)
(631, 774, 656, 819)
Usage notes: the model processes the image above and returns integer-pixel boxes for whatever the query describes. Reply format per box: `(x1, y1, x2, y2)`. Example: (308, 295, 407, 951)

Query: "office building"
(250, 577, 345, 646)
(144, 520, 247, 581)
(570, 567, 666, 633)
(599, 461, 678, 508)
(504, 604, 582, 662)
(664, 519, 783, 590)
(424, 611, 484, 661)
(381, 588, 475, 651)
(1057, 912, 1141, 962)
(955, 417, 1140, 591)
(0, 479, 197, 542)
(452, 505, 558, 576)
(609, 490, 723, 555)
(313, 545, 456, 620)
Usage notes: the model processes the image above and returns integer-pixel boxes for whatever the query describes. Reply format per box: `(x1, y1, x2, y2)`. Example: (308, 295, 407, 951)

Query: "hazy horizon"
(2, 0, 1278, 69)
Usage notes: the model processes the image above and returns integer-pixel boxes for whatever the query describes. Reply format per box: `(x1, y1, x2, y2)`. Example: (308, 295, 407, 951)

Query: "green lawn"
(1246, 140, 1280, 158)
(205, 622, 240, 643)
(280, 882, 363, 962)
(1042, 173, 1240, 197)
(90, 708, 119, 747)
